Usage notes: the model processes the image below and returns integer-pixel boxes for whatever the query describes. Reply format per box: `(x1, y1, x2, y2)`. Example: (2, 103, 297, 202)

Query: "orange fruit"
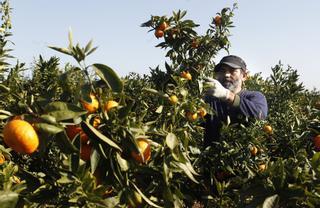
(154, 29, 164, 38)
(186, 111, 198, 122)
(80, 144, 92, 161)
(250, 146, 258, 156)
(81, 93, 99, 113)
(180, 71, 192, 80)
(214, 15, 222, 26)
(92, 117, 101, 128)
(0, 153, 5, 165)
(313, 135, 320, 150)
(66, 125, 89, 144)
(169, 95, 178, 105)
(66, 125, 82, 140)
(131, 138, 151, 164)
(263, 125, 273, 134)
(79, 131, 89, 144)
(258, 164, 266, 172)
(104, 100, 119, 112)
(158, 21, 168, 31)
(3, 120, 39, 154)
(197, 107, 207, 118)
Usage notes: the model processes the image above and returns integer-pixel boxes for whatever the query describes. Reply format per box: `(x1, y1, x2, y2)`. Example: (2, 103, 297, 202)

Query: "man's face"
(215, 65, 247, 92)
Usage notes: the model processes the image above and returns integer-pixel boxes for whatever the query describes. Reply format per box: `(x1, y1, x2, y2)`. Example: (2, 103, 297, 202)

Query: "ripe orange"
(81, 93, 99, 113)
(158, 21, 168, 31)
(214, 15, 222, 26)
(80, 144, 92, 161)
(66, 125, 81, 140)
(263, 125, 273, 134)
(3, 120, 39, 154)
(66, 125, 89, 144)
(197, 107, 207, 118)
(186, 111, 198, 122)
(92, 117, 101, 128)
(180, 71, 192, 80)
(104, 100, 119, 112)
(0, 153, 5, 165)
(258, 164, 266, 172)
(250, 146, 258, 156)
(131, 138, 151, 164)
(313, 135, 320, 150)
(154, 29, 164, 38)
(169, 95, 178, 105)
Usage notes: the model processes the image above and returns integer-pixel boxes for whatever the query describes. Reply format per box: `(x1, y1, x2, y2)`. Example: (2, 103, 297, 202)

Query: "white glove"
(203, 77, 229, 100)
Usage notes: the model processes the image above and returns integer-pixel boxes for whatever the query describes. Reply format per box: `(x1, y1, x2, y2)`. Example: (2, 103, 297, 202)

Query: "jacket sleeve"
(232, 91, 268, 119)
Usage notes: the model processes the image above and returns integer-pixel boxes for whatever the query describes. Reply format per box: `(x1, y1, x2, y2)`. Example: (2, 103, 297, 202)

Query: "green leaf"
(155, 105, 163, 114)
(166, 133, 178, 150)
(116, 152, 129, 171)
(44, 101, 87, 121)
(81, 121, 122, 152)
(40, 114, 57, 124)
(0, 110, 12, 116)
(0, 191, 19, 208)
(0, 84, 10, 93)
(48, 46, 72, 55)
(84, 39, 93, 53)
(142, 88, 158, 94)
(34, 123, 63, 135)
(131, 182, 163, 208)
(163, 161, 171, 185)
(80, 84, 92, 103)
(262, 194, 279, 208)
(311, 152, 320, 175)
(93, 63, 123, 93)
(55, 132, 78, 154)
(68, 27, 73, 49)
(71, 136, 81, 173)
(90, 148, 100, 174)
(174, 162, 198, 183)
(118, 99, 135, 119)
(86, 46, 98, 56)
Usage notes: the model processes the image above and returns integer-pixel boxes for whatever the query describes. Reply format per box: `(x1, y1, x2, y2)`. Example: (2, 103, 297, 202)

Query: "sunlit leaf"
(166, 133, 178, 150)
(93, 63, 123, 93)
(81, 121, 122, 152)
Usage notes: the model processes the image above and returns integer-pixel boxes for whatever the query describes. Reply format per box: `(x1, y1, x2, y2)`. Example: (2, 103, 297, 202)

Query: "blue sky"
(9, 1, 320, 90)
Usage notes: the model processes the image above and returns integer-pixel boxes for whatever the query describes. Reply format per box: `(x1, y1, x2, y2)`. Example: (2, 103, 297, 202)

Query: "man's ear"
(242, 70, 249, 81)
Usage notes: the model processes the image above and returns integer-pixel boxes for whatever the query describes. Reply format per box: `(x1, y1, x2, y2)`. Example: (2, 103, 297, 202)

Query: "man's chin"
(222, 82, 234, 89)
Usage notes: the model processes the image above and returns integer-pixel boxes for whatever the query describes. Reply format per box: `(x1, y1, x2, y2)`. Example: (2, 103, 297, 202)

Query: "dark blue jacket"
(204, 90, 268, 146)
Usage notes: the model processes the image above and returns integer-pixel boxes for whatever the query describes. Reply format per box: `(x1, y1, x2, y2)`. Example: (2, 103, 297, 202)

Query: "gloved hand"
(203, 77, 230, 100)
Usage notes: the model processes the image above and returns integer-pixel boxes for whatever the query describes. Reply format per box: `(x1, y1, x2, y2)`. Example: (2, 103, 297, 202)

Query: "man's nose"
(224, 71, 231, 78)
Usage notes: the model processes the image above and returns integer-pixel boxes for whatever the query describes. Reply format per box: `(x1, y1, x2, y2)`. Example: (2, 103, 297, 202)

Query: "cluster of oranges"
(80, 93, 151, 164)
(154, 21, 169, 38)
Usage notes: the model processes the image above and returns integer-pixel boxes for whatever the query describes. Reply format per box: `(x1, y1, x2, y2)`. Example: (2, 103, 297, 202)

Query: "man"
(203, 55, 268, 146)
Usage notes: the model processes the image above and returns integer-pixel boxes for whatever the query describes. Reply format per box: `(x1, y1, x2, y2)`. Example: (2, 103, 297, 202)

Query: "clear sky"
(9, 0, 320, 90)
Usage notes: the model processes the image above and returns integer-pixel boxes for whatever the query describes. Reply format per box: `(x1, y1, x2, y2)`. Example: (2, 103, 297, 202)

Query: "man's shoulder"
(239, 90, 265, 98)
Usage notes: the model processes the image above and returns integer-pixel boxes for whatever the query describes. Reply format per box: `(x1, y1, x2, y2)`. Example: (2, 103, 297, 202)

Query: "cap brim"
(215, 62, 242, 71)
